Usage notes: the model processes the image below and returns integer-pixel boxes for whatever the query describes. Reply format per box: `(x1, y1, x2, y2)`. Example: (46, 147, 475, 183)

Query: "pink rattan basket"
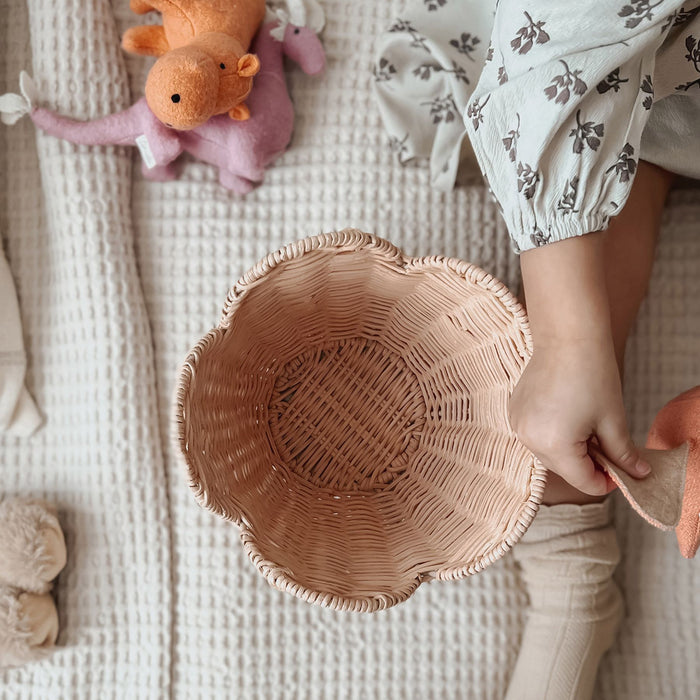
(173, 229, 547, 611)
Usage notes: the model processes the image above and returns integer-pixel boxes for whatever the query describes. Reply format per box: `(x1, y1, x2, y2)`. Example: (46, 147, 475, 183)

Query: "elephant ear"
(286, 0, 325, 33)
(0, 72, 37, 125)
(237, 54, 260, 78)
(228, 103, 250, 120)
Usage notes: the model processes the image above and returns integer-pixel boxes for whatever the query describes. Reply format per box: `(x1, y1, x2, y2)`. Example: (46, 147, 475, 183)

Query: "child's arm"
(511, 231, 650, 496)
(460, 1, 684, 492)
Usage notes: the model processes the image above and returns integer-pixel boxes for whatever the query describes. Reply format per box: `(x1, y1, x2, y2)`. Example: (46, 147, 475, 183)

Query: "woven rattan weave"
(174, 229, 547, 611)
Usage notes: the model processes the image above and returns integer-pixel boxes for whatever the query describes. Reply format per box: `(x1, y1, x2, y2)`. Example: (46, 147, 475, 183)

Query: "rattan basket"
(174, 229, 547, 612)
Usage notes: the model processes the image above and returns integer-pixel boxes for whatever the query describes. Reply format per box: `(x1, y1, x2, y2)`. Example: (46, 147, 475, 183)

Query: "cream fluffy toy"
(0, 497, 67, 668)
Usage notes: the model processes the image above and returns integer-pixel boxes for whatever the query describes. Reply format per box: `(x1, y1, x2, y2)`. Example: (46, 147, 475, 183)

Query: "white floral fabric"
(374, 1, 700, 254)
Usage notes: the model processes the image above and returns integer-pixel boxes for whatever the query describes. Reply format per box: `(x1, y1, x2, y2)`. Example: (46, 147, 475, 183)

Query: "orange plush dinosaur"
(122, 0, 266, 130)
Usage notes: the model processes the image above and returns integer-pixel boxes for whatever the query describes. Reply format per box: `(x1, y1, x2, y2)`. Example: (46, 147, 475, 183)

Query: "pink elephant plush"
(1, 15, 325, 194)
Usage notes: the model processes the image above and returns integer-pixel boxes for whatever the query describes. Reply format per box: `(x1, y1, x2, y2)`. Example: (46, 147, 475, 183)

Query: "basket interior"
(180, 245, 536, 600)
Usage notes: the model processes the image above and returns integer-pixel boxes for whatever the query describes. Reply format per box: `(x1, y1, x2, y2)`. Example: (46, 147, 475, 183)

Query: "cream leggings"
(506, 498, 623, 700)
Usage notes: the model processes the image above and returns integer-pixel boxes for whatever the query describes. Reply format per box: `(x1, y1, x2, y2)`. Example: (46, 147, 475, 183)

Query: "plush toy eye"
(220, 63, 226, 69)
(294, 28, 300, 34)
(171, 94, 181, 103)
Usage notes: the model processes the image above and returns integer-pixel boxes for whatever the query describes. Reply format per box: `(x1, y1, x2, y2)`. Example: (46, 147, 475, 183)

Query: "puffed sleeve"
(462, 0, 688, 255)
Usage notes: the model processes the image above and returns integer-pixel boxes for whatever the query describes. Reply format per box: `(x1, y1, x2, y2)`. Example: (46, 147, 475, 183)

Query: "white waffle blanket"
(1, 0, 698, 697)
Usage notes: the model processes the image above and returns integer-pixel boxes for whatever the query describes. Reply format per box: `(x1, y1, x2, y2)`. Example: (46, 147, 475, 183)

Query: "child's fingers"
(536, 448, 610, 497)
(603, 470, 618, 494)
(559, 455, 610, 497)
(595, 418, 651, 480)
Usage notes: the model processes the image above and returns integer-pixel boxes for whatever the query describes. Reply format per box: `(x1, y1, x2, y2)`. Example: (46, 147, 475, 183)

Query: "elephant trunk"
(30, 99, 150, 146)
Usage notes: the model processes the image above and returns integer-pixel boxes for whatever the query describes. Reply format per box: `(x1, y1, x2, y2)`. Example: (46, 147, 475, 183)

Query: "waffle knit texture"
(0, 239, 42, 436)
(0, 0, 171, 696)
(1, 0, 699, 697)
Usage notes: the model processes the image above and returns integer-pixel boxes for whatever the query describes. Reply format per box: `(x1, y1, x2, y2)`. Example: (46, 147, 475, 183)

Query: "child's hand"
(509, 335, 650, 496)
(515, 231, 652, 497)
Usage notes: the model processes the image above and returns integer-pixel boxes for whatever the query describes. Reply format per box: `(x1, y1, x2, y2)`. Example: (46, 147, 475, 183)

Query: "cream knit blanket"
(1, 0, 698, 697)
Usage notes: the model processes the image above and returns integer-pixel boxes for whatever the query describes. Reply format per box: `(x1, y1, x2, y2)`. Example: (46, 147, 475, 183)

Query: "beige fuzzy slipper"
(0, 587, 59, 668)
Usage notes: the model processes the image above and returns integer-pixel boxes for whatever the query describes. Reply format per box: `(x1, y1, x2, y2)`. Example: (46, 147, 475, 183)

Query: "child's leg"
(507, 160, 675, 700)
(505, 499, 623, 700)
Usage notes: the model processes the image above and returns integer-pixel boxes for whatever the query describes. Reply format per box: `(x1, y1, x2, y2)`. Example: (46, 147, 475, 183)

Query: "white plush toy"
(0, 497, 66, 668)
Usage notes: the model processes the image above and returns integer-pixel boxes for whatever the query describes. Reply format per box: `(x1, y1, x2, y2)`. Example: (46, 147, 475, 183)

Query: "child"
(374, 2, 700, 698)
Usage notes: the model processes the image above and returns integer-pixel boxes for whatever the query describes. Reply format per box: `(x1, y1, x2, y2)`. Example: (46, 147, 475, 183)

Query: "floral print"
(450, 32, 481, 60)
(414, 61, 469, 84)
(388, 19, 430, 52)
(374, 0, 700, 254)
(466, 94, 490, 130)
(530, 225, 552, 247)
(422, 94, 461, 123)
(618, 0, 665, 29)
(516, 162, 539, 199)
(640, 75, 654, 108)
(374, 58, 397, 82)
(605, 143, 638, 183)
(511, 11, 550, 54)
(557, 177, 580, 215)
(676, 35, 700, 90)
(502, 113, 520, 162)
(544, 61, 588, 105)
(569, 111, 605, 153)
(388, 133, 410, 161)
(661, 7, 700, 31)
(596, 68, 629, 94)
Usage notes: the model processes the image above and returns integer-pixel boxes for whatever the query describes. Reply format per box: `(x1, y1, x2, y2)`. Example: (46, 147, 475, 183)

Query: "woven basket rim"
(172, 229, 546, 612)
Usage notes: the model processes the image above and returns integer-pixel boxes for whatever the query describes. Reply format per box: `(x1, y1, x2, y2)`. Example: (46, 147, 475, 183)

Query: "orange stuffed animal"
(122, 0, 266, 130)
(646, 386, 700, 558)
